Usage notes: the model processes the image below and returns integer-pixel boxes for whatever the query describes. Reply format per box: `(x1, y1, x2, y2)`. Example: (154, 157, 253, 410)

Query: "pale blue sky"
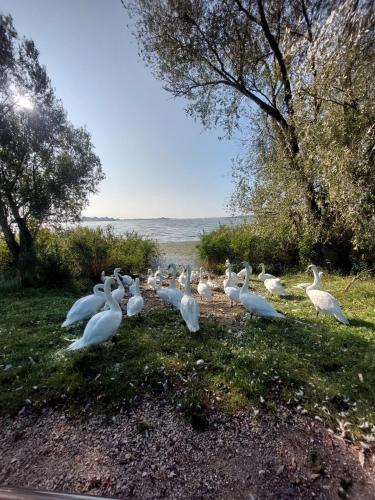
(2, 0, 243, 218)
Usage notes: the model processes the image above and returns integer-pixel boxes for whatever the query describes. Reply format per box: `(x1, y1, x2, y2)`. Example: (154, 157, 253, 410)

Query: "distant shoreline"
(81, 215, 249, 222)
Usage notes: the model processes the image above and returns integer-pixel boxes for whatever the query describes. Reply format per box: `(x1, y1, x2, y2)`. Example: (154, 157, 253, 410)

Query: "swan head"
(241, 261, 253, 274)
(225, 258, 230, 267)
(147, 269, 153, 276)
(306, 264, 318, 274)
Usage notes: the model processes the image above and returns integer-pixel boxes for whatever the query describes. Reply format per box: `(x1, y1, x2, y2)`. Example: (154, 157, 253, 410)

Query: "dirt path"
(1, 397, 374, 499)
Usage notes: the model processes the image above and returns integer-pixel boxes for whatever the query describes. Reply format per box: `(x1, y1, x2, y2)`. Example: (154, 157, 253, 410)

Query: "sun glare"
(16, 94, 33, 110)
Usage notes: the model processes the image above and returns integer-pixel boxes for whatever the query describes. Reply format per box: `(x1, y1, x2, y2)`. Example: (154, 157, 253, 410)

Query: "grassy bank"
(0, 272, 374, 440)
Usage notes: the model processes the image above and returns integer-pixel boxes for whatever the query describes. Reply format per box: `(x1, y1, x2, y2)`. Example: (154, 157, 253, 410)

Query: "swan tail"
(66, 338, 85, 351)
(61, 318, 74, 328)
(335, 313, 349, 325)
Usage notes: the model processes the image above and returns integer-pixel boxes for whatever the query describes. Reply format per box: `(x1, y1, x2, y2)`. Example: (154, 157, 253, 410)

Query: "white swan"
(103, 268, 125, 309)
(240, 262, 285, 320)
(224, 284, 241, 307)
(224, 259, 240, 288)
(197, 267, 213, 302)
(127, 278, 144, 317)
(180, 265, 200, 332)
(294, 271, 323, 290)
(258, 263, 276, 282)
(156, 273, 170, 304)
(67, 277, 122, 350)
(190, 270, 200, 283)
(178, 267, 187, 288)
(306, 265, 349, 324)
(167, 263, 183, 308)
(147, 268, 158, 291)
(62, 283, 106, 327)
(121, 274, 134, 287)
(263, 277, 291, 296)
(207, 274, 220, 290)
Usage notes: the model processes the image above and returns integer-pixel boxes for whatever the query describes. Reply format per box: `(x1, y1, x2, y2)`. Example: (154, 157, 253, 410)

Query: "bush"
(197, 223, 299, 274)
(0, 225, 159, 288)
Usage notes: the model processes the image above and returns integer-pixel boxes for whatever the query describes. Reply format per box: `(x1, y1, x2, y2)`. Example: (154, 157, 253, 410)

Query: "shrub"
(197, 223, 299, 274)
(0, 225, 159, 288)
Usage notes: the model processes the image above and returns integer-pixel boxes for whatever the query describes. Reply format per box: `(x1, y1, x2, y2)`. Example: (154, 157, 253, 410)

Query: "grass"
(0, 272, 374, 440)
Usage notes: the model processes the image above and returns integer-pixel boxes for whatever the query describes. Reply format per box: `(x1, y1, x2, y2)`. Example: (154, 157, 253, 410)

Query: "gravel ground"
(0, 397, 374, 499)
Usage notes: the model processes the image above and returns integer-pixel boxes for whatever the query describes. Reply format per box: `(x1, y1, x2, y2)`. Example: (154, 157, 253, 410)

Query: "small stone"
(196, 359, 204, 366)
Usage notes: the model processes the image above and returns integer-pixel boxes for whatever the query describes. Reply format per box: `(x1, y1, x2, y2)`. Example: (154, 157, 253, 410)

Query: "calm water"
(80, 216, 249, 243)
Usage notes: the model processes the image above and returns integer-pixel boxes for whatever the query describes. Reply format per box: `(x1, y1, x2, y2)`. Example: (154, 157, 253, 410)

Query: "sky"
(1, 0, 243, 219)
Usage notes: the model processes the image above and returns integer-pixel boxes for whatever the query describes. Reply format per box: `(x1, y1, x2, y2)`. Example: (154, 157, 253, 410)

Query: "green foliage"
(0, 15, 104, 282)
(0, 273, 374, 440)
(197, 223, 298, 273)
(0, 226, 159, 288)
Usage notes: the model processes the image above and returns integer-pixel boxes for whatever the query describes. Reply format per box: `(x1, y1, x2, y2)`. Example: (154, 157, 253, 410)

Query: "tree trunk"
(17, 217, 37, 286)
(0, 198, 20, 264)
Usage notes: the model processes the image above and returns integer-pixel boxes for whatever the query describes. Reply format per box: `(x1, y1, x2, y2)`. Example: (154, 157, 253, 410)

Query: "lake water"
(80, 216, 249, 243)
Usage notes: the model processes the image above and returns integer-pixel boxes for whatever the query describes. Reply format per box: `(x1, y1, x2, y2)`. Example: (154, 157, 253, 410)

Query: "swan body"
(294, 271, 323, 290)
(178, 268, 187, 288)
(127, 278, 144, 317)
(306, 265, 348, 324)
(62, 284, 105, 327)
(197, 267, 213, 302)
(180, 265, 200, 332)
(207, 274, 220, 290)
(156, 274, 170, 304)
(224, 285, 241, 307)
(258, 263, 276, 282)
(240, 262, 285, 320)
(223, 260, 241, 289)
(67, 277, 122, 350)
(121, 274, 134, 286)
(237, 268, 247, 280)
(147, 269, 158, 290)
(263, 278, 291, 296)
(167, 264, 183, 308)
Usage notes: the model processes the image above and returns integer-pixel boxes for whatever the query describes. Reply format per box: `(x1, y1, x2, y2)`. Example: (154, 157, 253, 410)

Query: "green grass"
(0, 273, 374, 439)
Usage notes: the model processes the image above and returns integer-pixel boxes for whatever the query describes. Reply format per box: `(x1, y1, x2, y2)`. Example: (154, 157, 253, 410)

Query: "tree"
(126, 0, 375, 268)
(0, 15, 104, 283)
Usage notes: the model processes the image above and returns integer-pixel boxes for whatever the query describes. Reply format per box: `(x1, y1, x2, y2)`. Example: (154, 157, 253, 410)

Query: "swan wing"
(63, 294, 104, 326)
(168, 288, 183, 308)
(68, 310, 122, 349)
(127, 296, 144, 316)
(308, 290, 348, 324)
(240, 292, 284, 319)
(180, 296, 200, 332)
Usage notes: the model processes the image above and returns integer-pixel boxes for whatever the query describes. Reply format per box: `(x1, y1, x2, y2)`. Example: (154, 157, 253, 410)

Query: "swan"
(224, 284, 241, 307)
(180, 265, 200, 332)
(156, 273, 170, 304)
(224, 259, 241, 287)
(306, 265, 349, 324)
(258, 263, 276, 282)
(178, 267, 187, 288)
(190, 270, 200, 283)
(167, 263, 183, 308)
(197, 267, 213, 302)
(294, 271, 323, 290)
(207, 274, 220, 291)
(104, 268, 125, 309)
(62, 283, 106, 327)
(223, 261, 240, 289)
(237, 268, 247, 280)
(263, 277, 291, 296)
(239, 262, 285, 320)
(121, 274, 134, 287)
(127, 278, 144, 317)
(147, 269, 158, 291)
(67, 277, 122, 350)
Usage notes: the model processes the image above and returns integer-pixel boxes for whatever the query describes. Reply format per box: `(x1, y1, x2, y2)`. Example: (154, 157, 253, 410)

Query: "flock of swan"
(61, 260, 349, 351)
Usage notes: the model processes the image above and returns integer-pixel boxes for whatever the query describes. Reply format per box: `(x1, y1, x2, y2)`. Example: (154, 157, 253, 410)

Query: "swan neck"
(114, 269, 124, 290)
(185, 266, 192, 295)
(105, 277, 121, 312)
(93, 284, 104, 295)
(241, 265, 250, 293)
